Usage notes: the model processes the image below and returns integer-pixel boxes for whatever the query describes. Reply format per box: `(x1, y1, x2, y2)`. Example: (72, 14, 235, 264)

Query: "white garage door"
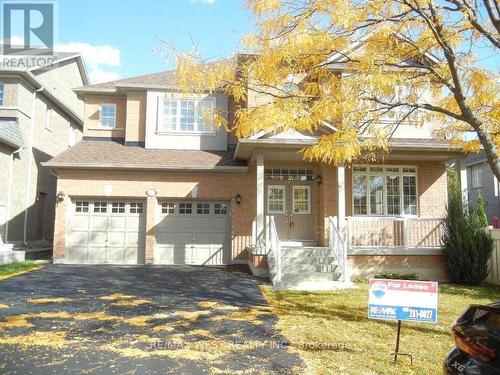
(154, 201, 231, 265)
(66, 200, 146, 264)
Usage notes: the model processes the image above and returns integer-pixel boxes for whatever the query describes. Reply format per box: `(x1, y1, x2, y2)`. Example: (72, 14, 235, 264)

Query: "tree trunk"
(475, 128, 500, 182)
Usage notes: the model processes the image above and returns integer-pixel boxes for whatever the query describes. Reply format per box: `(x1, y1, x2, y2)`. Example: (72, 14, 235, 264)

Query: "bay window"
(352, 165, 417, 216)
(157, 98, 214, 133)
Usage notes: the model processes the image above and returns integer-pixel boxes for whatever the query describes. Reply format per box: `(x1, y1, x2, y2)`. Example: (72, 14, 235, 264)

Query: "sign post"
(368, 278, 438, 364)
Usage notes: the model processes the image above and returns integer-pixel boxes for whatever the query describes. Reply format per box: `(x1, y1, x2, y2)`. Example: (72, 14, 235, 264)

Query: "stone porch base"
(247, 247, 448, 282)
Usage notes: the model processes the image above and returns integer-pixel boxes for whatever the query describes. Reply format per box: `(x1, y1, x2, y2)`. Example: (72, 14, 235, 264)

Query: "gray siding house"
(0, 53, 88, 253)
(466, 152, 500, 224)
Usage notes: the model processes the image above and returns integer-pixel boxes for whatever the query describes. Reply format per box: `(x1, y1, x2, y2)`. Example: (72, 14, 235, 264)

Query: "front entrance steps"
(268, 246, 351, 290)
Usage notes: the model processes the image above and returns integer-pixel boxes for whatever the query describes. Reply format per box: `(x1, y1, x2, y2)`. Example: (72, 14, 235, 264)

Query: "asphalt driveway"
(0, 265, 303, 374)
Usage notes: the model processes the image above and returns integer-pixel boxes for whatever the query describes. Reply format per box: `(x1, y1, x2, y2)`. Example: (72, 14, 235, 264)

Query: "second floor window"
(0, 83, 4, 106)
(100, 104, 116, 128)
(157, 98, 214, 133)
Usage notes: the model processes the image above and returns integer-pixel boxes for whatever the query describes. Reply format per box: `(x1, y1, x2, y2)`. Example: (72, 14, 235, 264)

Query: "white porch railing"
(266, 216, 282, 282)
(346, 216, 444, 250)
(328, 216, 347, 282)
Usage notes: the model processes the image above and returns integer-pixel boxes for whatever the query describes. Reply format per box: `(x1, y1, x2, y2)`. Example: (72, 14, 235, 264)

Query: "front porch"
(237, 137, 465, 288)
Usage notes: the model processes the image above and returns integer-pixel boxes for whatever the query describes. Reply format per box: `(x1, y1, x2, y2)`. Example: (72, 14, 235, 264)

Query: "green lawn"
(262, 283, 500, 375)
(0, 261, 41, 279)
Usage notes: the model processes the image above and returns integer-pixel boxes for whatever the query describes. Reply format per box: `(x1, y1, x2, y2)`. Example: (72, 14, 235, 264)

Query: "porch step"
(268, 255, 338, 266)
(281, 247, 332, 257)
(279, 271, 342, 284)
(267, 244, 344, 288)
(269, 263, 339, 273)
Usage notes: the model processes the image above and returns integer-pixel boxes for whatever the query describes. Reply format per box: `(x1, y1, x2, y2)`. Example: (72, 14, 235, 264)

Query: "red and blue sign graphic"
(368, 279, 438, 324)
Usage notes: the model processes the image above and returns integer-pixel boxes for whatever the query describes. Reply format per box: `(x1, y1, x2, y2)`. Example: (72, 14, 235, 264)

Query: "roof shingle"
(44, 141, 246, 170)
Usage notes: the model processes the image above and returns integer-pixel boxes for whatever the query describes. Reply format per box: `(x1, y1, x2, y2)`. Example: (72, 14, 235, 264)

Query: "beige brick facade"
(53, 158, 447, 267)
(125, 92, 146, 143)
(54, 62, 454, 279)
(53, 167, 257, 262)
(82, 95, 126, 139)
(1, 60, 85, 243)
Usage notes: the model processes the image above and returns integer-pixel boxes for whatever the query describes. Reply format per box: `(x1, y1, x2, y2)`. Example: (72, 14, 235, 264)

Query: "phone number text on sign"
(368, 279, 438, 324)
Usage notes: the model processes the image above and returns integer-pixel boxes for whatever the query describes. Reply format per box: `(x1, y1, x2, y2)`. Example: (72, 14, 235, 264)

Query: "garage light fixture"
(235, 194, 242, 205)
(145, 188, 157, 197)
(56, 191, 65, 201)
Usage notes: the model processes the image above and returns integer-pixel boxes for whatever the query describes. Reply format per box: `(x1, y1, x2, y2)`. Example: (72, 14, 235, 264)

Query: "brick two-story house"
(0, 53, 87, 257)
(44, 52, 467, 286)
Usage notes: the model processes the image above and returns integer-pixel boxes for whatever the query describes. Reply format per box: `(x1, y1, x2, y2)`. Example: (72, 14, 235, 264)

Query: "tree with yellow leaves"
(176, 0, 500, 178)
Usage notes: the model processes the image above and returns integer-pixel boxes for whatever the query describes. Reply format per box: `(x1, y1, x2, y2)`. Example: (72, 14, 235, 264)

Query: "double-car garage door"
(66, 199, 230, 265)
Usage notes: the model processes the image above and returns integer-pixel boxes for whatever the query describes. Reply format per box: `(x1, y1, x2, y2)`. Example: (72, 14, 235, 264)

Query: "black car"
(444, 302, 500, 374)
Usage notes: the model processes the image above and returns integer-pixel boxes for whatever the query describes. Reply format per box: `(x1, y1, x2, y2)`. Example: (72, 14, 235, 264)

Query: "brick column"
(144, 195, 157, 264)
(52, 196, 68, 262)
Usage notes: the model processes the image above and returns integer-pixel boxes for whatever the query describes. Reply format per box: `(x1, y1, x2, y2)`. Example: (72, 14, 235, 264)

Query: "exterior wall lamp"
(56, 191, 65, 201)
(316, 175, 323, 185)
(145, 188, 158, 197)
(235, 194, 242, 205)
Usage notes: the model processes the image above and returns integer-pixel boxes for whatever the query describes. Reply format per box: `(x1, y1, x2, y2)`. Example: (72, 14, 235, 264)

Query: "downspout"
(23, 86, 44, 245)
(4, 146, 22, 243)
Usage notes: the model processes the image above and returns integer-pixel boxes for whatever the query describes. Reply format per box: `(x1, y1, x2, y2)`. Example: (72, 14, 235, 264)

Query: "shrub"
(442, 190, 494, 285)
(476, 194, 488, 228)
(374, 272, 420, 280)
(447, 166, 459, 197)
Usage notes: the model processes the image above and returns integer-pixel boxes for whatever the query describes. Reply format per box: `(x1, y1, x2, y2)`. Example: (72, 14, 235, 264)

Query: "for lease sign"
(368, 279, 438, 324)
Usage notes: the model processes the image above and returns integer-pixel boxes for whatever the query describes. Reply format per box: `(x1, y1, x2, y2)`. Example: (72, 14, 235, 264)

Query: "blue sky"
(56, 0, 254, 83)
(16, 0, 495, 84)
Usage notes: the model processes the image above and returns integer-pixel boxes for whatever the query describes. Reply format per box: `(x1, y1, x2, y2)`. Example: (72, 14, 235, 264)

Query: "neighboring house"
(44, 50, 466, 286)
(466, 152, 500, 224)
(0, 53, 87, 250)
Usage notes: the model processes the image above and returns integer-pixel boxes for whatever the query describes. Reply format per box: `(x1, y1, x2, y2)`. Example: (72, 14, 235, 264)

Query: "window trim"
(196, 202, 211, 215)
(267, 185, 286, 214)
(161, 202, 176, 215)
(293, 185, 311, 214)
(156, 97, 216, 135)
(178, 202, 193, 215)
(352, 165, 418, 217)
(99, 103, 117, 129)
(472, 167, 483, 189)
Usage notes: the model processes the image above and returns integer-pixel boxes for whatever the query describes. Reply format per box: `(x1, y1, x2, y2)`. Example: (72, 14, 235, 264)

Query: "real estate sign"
(368, 279, 438, 324)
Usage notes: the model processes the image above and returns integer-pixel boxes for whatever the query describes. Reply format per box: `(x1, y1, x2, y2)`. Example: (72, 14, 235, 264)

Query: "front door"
(265, 182, 315, 243)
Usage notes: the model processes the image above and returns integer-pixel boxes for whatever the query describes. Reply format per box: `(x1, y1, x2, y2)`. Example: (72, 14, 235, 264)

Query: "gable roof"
(0, 53, 89, 127)
(75, 58, 234, 94)
(326, 32, 439, 67)
(79, 69, 178, 91)
(0, 52, 89, 85)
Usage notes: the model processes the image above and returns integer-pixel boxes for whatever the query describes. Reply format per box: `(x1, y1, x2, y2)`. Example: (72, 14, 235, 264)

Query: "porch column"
(144, 193, 157, 265)
(256, 152, 265, 251)
(337, 164, 346, 231)
(458, 158, 468, 211)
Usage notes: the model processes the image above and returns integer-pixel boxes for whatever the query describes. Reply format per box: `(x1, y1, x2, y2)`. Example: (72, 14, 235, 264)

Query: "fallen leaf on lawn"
(99, 293, 137, 301)
(111, 299, 152, 307)
(28, 297, 72, 304)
